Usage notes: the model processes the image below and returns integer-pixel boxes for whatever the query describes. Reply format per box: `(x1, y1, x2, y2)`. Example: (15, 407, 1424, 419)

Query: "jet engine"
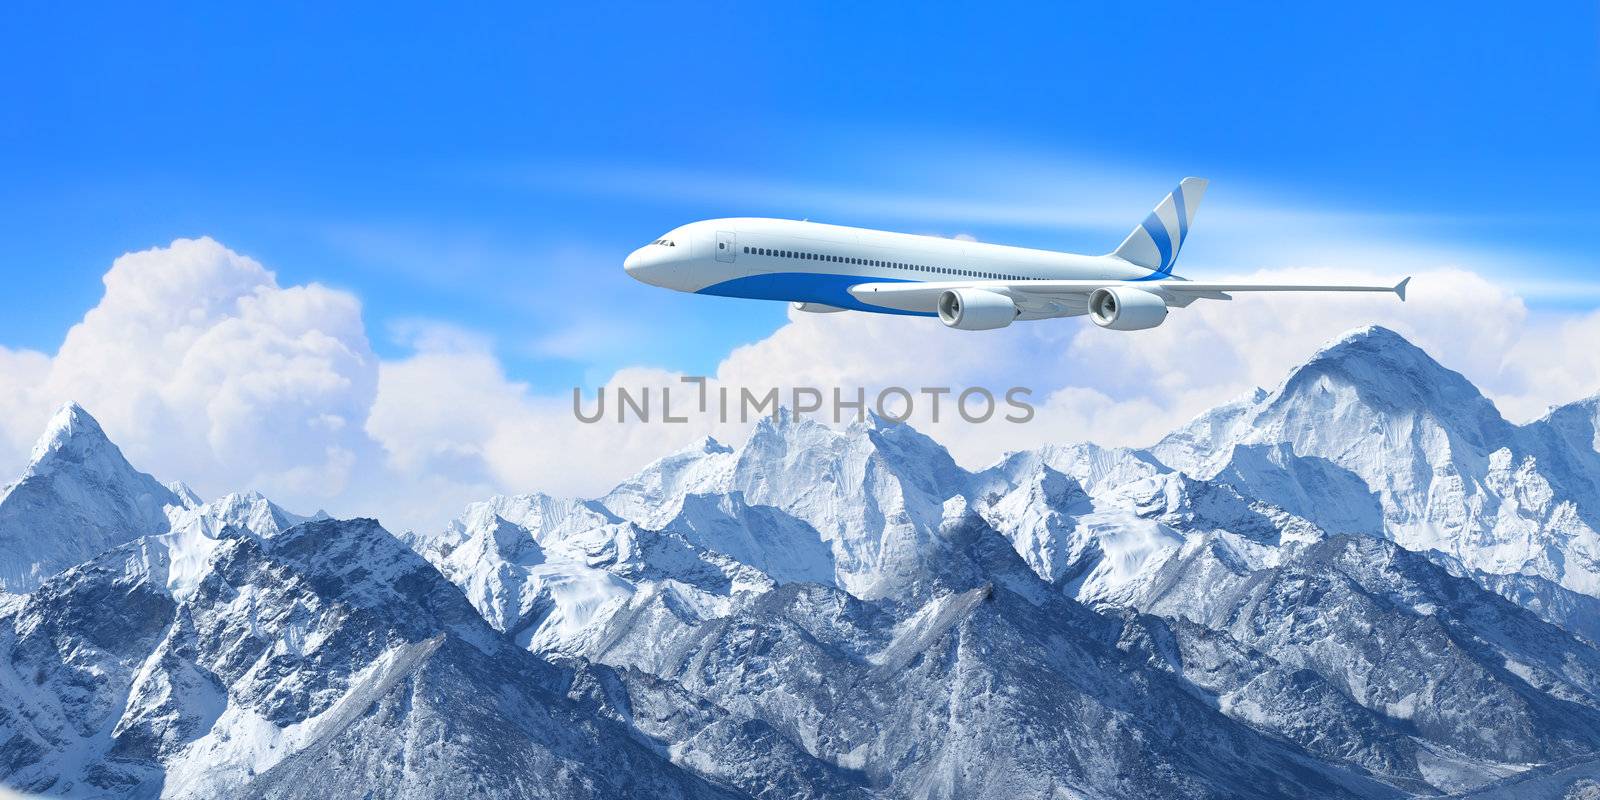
(1088, 287, 1168, 331)
(938, 288, 1017, 330)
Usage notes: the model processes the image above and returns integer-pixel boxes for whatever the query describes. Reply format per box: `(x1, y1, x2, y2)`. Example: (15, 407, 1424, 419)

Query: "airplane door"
(716, 231, 736, 263)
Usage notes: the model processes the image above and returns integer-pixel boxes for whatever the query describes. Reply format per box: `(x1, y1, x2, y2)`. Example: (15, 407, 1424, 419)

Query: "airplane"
(623, 178, 1409, 331)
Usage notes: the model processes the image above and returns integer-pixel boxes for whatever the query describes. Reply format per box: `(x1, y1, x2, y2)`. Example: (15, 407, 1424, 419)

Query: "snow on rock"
(1152, 325, 1600, 600)
(602, 410, 973, 599)
(166, 490, 320, 541)
(600, 436, 736, 528)
(1131, 533, 1600, 785)
(0, 403, 190, 594)
(408, 491, 783, 657)
(0, 517, 741, 799)
(661, 493, 836, 586)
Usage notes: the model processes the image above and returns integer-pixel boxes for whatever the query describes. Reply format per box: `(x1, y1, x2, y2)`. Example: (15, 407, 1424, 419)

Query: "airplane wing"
(847, 277, 1409, 315)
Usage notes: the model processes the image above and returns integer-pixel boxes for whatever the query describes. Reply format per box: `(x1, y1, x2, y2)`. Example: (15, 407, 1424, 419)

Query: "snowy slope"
(589, 515, 1400, 799)
(0, 403, 190, 594)
(1130, 533, 1600, 792)
(0, 517, 753, 799)
(1152, 326, 1600, 604)
(599, 410, 970, 599)
(407, 491, 781, 656)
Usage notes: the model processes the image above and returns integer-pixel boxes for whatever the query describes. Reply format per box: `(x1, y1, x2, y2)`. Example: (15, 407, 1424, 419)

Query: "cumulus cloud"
(0, 346, 52, 461)
(5, 236, 1600, 537)
(366, 322, 526, 477)
(0, 237, 377, 503)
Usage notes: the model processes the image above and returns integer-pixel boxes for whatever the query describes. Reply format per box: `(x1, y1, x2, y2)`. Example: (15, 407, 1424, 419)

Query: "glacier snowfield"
(6, 326, 1600, 798)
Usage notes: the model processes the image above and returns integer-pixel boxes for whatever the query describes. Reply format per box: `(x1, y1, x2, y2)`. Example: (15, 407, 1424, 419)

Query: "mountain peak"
(1153, 326, 1512, 480)
(745, 405, 833, 447)
(860, 408, 893, 429)
(27, 402, 123, 473)
(1328, 323, 1406, 346)
(2, 402, 182, 593)
(686, 434, 732, 455)
(751, 404, 806, 431)
(165, 480, 203, 507)
(1305, 325, 1442, 371)
(1270, 325, 1498, 421)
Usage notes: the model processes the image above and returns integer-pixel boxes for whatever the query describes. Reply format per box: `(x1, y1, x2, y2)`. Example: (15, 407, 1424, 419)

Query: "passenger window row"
(741, 245, 1023, 281)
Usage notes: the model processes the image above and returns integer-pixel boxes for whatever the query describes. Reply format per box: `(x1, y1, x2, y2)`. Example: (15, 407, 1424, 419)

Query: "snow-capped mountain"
(1155, 326, 1600, 593)
(601, 409, 971, 599)
(591, 506, 1430, 799)
(165, 490, 324, 540)
(0, 514, 756, 799)
(0, 403, 191, 594)
(407, 492, 777, 655)
(1129, 532, 1600, 792)
(9, 325, 1600, 798)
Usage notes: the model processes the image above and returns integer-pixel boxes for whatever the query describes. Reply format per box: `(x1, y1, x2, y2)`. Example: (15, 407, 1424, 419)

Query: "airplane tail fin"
(1110, 177, 1208, 277)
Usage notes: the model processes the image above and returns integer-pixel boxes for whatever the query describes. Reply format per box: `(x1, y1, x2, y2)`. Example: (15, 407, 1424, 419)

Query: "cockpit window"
(651, 239, 677, 247)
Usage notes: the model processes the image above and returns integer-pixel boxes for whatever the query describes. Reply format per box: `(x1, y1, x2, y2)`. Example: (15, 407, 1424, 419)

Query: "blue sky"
(3, 2, 1597, 394)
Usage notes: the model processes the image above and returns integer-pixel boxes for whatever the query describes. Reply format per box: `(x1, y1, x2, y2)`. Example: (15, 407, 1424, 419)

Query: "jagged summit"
(685, 434, 732, 455)
(167, 490, 315, 540)
(1292, 324, 1442, 364)
(27, 401, 117, 472)
(1291, 325, 1450, 383)
(38, 400, 99, 437)
(165, 480, 204, 506)
(1264, 325, 1513, 449)
(1277, 325, 1499, 416)
(1148, 325, 1600, 603)
(744, 403, 828, 438)
(1156, 325, 1512, 475)
(1320, 323, 1410, 350)
(1, 403, 184, 593)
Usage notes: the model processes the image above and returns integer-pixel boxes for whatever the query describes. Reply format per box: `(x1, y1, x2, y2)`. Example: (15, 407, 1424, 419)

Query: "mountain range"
(5, 326, 1600, 798)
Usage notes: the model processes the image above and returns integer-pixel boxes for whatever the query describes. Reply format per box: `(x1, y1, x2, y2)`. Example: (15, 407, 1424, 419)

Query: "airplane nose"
(624, 246, 666, 286)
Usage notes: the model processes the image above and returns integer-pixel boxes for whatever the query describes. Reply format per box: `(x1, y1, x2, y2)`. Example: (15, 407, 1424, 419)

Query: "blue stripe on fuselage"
(695, 271, 936, 316)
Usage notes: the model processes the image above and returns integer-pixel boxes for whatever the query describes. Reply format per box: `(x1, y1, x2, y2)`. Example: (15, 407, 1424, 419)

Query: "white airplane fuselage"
(623, 217, 1153, 319)
(624, 179, 1407, 330)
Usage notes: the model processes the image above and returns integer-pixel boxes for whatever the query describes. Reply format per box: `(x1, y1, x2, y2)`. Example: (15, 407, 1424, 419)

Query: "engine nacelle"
(792, 301, 847, 313)
(1088, 287, 1168, 331)
(938, 288, 1016, 330)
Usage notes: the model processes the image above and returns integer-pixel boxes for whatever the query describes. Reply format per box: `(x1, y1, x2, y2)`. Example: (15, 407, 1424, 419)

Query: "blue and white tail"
(1111, 177, 1207, 277)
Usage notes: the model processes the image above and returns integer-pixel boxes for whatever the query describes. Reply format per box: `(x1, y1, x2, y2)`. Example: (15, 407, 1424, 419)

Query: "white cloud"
(1498, 310, 1600, 420)
(366, 323, 529, 478)
(0, 346, 52, 463)
(0, 237, 376, 503)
